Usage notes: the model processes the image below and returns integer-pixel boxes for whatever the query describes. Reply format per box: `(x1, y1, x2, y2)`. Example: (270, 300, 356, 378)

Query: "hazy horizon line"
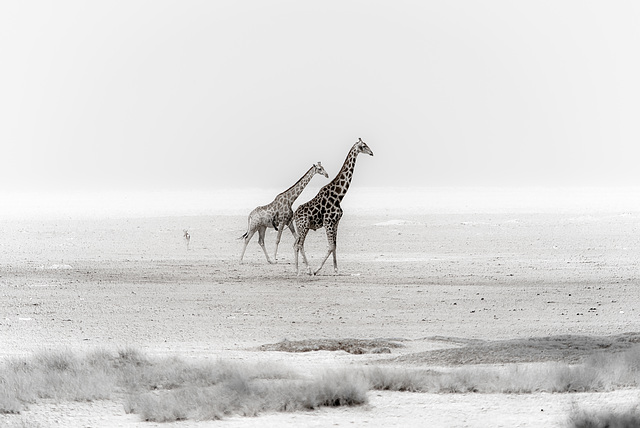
(2, 187, 640, 220)
(3, 184, 640, 194)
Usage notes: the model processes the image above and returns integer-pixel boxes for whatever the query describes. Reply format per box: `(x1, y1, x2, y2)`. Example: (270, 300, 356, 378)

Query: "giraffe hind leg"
(315, 223, 338, 275)
(239, 228, 257, 263)
(273, 222, 286, 262)
(294, 227, 312, 276)
(257, 226, 274, 264)
(314, 248, 334, 275)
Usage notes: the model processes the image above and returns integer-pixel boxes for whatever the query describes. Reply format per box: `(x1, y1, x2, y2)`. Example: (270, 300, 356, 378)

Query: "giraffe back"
(249, 203, 279, 230)
(294, 187, 343, 231)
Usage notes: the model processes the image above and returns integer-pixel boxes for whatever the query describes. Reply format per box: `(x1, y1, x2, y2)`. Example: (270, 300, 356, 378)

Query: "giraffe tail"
(239, 217, 251, 240)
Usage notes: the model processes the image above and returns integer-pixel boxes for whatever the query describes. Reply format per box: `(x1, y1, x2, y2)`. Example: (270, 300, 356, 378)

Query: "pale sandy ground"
(1, 189, 640, 427)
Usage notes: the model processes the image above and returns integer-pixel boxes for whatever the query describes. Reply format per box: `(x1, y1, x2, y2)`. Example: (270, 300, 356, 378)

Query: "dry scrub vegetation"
(366, 346, 640, 394)
(2, 341, 640, 423)
(569, 406, 640, 428)
(0, 347, 366, 422)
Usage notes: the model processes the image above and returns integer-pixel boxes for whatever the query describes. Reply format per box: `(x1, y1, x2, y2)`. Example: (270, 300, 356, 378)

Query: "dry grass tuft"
(259, 338, 405, 354)
(0, 348, 114, 412)
(569, 405, 640, 428)
(126, 369, 368, 422)
(0, 389, 22, 414)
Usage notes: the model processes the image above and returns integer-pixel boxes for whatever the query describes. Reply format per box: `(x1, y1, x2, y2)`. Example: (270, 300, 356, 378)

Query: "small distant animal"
(240, 162, 329, 264)
(183, 229, 190, 250)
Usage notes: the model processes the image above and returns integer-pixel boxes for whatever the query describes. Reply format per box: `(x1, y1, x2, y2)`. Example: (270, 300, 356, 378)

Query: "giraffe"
(293, 138, 373, 275)
(240, 162, 329, 264)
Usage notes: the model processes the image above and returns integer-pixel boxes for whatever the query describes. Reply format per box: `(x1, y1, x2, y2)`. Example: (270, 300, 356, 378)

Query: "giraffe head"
(314, 162, 329, 178)
(355, 138, 374, 156)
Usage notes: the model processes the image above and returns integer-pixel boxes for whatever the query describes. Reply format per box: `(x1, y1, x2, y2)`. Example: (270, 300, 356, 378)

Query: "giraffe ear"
(317, 161, 322, 166)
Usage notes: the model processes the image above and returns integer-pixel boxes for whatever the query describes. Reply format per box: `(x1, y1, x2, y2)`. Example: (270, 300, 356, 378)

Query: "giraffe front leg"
(287, 221, 298, 240)
(331, 220, 339, 273)
(257, 227, 274, 264)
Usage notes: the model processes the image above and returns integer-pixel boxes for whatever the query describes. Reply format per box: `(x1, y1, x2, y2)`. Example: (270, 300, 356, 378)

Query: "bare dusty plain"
(1, 190, 639, 427)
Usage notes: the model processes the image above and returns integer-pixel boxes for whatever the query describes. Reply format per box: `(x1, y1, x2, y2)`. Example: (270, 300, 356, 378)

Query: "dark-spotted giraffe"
(240, 162, 329, 264)
(293, 138, 373, 275)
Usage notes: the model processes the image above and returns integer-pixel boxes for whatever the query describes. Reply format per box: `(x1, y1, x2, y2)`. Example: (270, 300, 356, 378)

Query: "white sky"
(1, 1, 639, 191)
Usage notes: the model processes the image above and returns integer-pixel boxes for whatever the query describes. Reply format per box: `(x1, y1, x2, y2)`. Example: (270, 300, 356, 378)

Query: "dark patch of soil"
(259, 338, 406, 354)
(390, 333, 640, 366)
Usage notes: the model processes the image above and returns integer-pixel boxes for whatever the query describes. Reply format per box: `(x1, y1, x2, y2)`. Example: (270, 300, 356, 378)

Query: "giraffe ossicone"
(293, 138, 373, 276)
(240, 162, 329, 264)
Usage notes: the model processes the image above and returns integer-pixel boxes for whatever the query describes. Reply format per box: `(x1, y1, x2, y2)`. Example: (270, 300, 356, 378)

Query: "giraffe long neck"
(326, 147, 359, 203)
(278, 166, 316, 206)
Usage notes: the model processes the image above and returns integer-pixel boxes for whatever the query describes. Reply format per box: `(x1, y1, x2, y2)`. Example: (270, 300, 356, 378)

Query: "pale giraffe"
(240, 162, 329, 264)
(293, 138, 373, 275)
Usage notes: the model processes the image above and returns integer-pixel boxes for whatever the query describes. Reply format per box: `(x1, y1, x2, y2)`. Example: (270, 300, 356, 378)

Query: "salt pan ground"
(1, 187, 639, 427)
